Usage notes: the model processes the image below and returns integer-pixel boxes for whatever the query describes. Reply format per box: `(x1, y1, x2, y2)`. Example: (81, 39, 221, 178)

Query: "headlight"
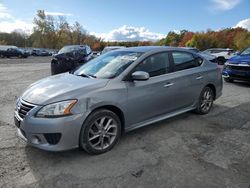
(36, 100, 77, 118)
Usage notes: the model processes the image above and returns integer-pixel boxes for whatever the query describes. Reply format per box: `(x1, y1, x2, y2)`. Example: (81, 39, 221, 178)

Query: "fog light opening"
(31, 136, 41, 145)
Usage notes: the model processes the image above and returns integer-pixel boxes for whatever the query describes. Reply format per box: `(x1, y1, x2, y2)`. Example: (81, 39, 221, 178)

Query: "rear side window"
(135, 52, 170, 77)
(172, 52, 200, 71)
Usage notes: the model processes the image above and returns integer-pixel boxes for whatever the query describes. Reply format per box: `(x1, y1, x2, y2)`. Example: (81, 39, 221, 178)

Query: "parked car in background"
(19, 48, 32, 56)
(40, 49, 51, 56)
(49, 49, 58, 56)
(101, 46, 126, 54)
(222, 46, 250, 83)
(31, 49, 51, 56)
(0, 45, 16, 51)
(51, 45, 93, 75)
(203, 48, 236, 64)
(31, 49, 42, 56)
(0, 46, 29, 58)
(14, 46, 222, 154)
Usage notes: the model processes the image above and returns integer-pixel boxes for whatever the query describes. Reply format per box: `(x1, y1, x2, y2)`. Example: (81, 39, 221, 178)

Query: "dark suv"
(0, 48, 29, 58)
(51, 45, 93, 75)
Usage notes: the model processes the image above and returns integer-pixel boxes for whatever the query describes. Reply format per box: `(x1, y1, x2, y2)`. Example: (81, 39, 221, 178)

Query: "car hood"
(228, 54, 250, 65)
(21, 73, 109, 105)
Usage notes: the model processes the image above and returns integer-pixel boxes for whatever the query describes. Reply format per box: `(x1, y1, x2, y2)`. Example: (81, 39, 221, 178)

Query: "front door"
(126, 52, 174, 127)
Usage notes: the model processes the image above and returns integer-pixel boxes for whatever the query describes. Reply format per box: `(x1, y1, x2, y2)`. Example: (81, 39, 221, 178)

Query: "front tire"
(195, 87, 214, 115)
(79, 109, 121, 155)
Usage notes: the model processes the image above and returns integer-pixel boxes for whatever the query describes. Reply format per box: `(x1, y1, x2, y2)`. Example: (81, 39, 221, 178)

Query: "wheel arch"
(205, 83, 216, 100)
(89, 105, 125, 133)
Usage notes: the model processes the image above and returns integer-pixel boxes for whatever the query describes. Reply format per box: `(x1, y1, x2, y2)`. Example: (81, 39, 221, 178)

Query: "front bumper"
(222, 69, 250, 82)
(14, 109, 86, 151)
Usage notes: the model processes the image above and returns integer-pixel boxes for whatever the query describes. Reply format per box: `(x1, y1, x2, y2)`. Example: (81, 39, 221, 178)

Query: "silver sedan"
(14, 46, 222, 154)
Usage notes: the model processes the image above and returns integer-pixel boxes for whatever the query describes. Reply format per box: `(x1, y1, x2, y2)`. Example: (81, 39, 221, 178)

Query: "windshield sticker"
(120, 55, 138, 61)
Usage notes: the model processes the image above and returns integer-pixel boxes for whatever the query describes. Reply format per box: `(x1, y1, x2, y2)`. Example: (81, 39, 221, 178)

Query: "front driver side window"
(135, 52, 170, 77)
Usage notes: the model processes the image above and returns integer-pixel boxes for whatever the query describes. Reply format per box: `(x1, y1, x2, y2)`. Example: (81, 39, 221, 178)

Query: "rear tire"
(79, 109, 121, 155)
(195, 87, 214, 115)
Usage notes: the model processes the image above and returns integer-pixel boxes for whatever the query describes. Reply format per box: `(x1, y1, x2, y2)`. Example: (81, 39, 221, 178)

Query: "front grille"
(231, 74, 250, 80)
(44, 133, 61, 145)
(17, 100, 35, 119)
(229, 65, 250, 71)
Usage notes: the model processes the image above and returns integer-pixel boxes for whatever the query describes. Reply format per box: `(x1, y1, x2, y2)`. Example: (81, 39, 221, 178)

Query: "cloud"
(0, 3, 33, 33)
(0, 3, 12, 19)
(0, 20, 34, 33)
(92, 25, 165, 42)
(45, 11, 72, 16)
(234, 18, 250, 30)
(210, 0, 241, 10)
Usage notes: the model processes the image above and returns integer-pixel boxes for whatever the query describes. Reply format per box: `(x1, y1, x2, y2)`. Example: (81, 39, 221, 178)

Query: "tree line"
(0, 10, 249, 51)
(157, 28, 250, 51)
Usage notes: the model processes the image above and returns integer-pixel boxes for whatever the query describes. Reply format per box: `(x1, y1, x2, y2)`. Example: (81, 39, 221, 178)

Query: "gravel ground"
(0, 57, 250, 188)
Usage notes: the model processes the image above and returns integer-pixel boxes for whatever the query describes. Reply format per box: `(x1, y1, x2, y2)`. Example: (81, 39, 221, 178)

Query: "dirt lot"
(0, 57, 250, 188)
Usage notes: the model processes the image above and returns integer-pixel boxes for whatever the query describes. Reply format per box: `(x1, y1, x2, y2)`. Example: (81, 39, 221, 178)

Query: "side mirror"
(131, 71, 149, 81)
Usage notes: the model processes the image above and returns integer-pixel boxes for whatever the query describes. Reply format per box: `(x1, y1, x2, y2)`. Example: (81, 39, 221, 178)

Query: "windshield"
(58, 46, 80, 54)
(74, 51, 142, 79)
(241, 47, 250, 55)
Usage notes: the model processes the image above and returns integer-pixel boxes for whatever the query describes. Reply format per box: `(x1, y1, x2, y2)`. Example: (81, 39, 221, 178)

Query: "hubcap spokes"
(201, 90, 213, 112)
(88, 116, 117, 150)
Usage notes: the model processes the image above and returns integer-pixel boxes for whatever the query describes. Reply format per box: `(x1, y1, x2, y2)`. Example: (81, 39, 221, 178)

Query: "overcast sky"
(0, 0, 249, 41)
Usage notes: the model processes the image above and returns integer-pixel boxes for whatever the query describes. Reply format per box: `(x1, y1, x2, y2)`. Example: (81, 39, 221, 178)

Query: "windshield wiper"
(77, 73, 96, 78)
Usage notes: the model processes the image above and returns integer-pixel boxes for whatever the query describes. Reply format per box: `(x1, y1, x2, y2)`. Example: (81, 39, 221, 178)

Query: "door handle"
(164, 83, 174, 88)
(196, 76, 203, 80)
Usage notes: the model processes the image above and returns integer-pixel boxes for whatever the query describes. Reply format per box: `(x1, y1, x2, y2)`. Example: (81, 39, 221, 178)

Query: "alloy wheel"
(200, 89, 213, 113)
(88, 116, 118, 150)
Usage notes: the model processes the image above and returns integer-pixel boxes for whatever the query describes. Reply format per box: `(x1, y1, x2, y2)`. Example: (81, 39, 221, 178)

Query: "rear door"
(167, 51, 205, 110)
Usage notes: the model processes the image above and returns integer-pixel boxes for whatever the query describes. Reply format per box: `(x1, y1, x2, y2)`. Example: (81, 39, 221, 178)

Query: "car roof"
(181, 47, 198, 50)
(206, 48, 233, 51)
(116, 46, 196, 53)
